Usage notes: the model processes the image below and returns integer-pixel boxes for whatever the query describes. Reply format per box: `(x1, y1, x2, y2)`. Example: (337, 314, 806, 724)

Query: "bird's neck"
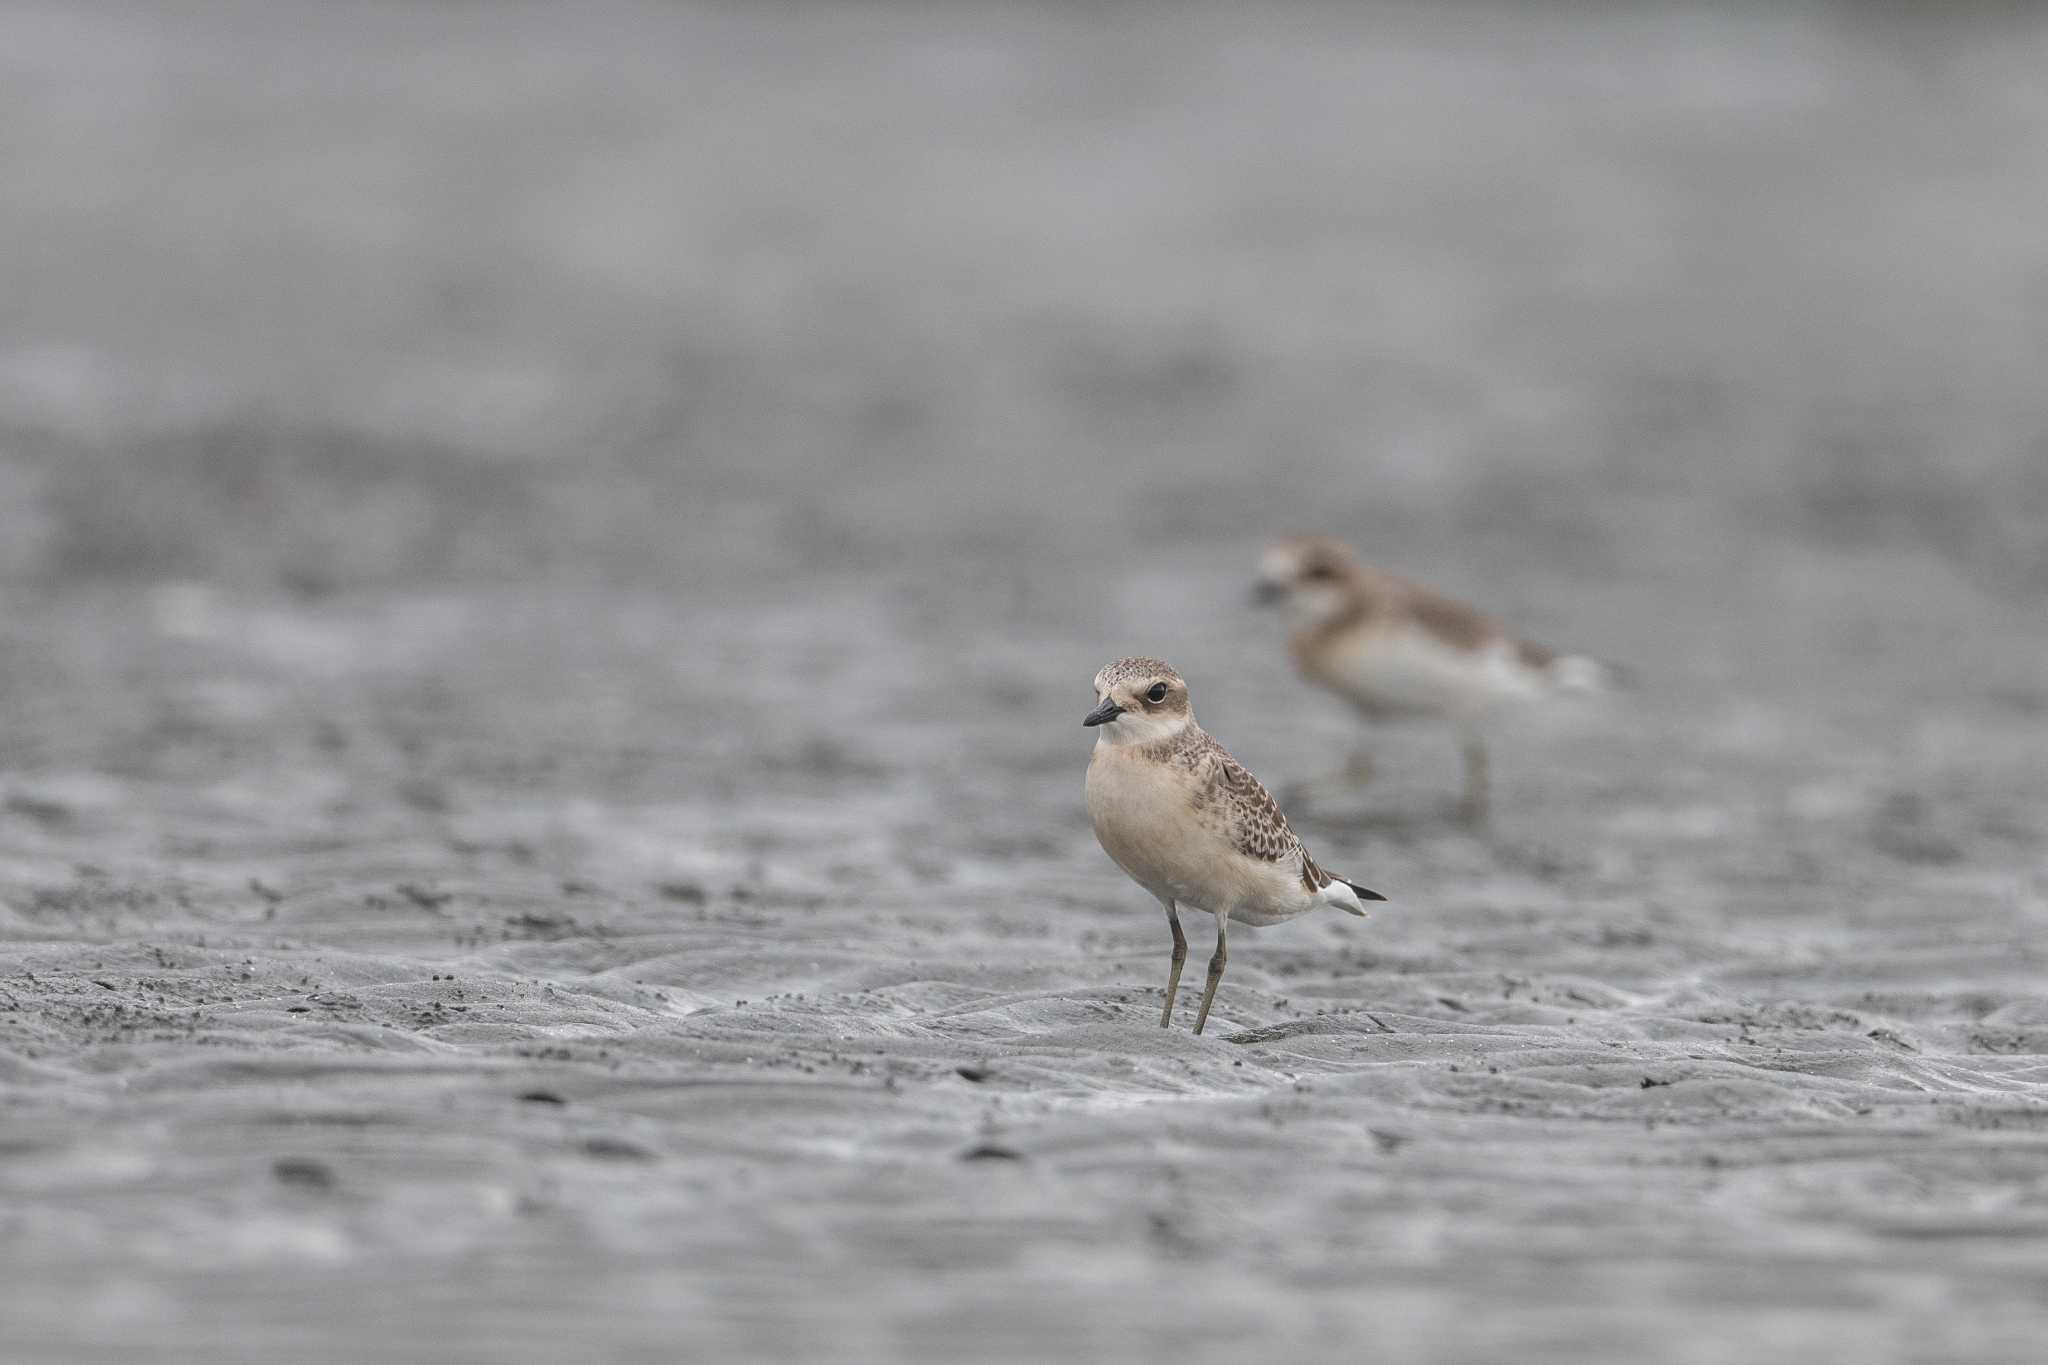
(1095, 713, 1197, 753)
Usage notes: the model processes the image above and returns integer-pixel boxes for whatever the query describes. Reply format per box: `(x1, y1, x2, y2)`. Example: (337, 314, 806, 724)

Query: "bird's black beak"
(1082, 698, 1124, 728)
(1252, 580, 1286, 605)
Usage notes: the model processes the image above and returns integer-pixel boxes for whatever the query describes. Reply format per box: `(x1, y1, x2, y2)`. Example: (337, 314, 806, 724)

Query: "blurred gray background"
(2, 3, 2046, 1362)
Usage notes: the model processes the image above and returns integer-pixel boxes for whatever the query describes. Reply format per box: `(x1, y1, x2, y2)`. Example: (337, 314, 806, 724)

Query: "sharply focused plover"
(1255, 536, 1616, 823)
(1082, 657, 1386, 1035)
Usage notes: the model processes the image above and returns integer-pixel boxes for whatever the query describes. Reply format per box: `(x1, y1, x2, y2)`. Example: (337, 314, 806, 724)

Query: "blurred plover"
(1255, 536, 1617, 823)
(1082, 657, 1386, 1035)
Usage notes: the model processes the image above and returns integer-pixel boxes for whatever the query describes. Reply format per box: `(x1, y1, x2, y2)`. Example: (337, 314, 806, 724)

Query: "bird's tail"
(1320, 876, 1388, 918)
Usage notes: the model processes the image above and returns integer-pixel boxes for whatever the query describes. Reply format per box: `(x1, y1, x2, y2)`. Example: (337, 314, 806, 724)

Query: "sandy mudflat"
(2, 571, 2043, 1363)
(3, 3, 2048, 1361)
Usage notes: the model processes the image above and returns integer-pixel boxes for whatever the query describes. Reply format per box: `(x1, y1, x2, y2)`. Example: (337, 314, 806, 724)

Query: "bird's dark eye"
(1147, 683, 1169, 703)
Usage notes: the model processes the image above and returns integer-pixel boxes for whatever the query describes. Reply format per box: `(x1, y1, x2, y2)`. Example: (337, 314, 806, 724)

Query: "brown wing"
(1400, 582, 1500, 652)
(1210, 750, 1295, 863)
(1396, 576, 1560, 669)
(1198, 738, 1331, 892)
(1297, 570, 1499, 659)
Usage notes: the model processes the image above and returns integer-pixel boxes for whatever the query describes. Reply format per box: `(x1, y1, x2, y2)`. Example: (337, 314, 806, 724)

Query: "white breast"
(1085, 746, 1195, 900)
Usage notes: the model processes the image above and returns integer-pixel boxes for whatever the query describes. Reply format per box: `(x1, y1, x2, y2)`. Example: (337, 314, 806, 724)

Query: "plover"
(1254, 536, 1616, 823)
(1082, 657, 1386, 1035)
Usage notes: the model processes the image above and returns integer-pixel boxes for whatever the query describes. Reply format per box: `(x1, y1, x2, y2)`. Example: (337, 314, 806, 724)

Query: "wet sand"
(3, 3, 2047, 1361)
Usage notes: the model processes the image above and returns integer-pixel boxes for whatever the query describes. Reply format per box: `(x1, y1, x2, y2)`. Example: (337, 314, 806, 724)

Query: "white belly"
(1321, 625, 1544, 721)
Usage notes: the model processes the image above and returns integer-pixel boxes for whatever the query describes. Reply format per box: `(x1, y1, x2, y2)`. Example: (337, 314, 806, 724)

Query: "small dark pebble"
(583, 1136, 655, 1161)
(92, 980, 117, 991)
(955, 1065, 990, 1083)
(1640, 1076, 1671, 1089)
(960, 1144, 1024, 1162)
(286, 1006, 310, 1013)
(518, 1090, 567, 1106)
(5, 794, 72, 825)
(272, 1157, 335, 1189)
(397, 883, 452, 910)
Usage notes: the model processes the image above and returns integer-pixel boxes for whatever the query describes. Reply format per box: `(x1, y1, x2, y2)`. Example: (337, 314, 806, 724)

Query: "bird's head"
(1084, 657, 1192, 745)
(1254, 535, 1364, 629)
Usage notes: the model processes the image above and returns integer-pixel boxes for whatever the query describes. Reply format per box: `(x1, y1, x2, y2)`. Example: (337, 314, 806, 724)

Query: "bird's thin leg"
(1193, 913, 1230, 1035)
(1458, 729, 1489, 825)
(1159, 901, 1187, 1027)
